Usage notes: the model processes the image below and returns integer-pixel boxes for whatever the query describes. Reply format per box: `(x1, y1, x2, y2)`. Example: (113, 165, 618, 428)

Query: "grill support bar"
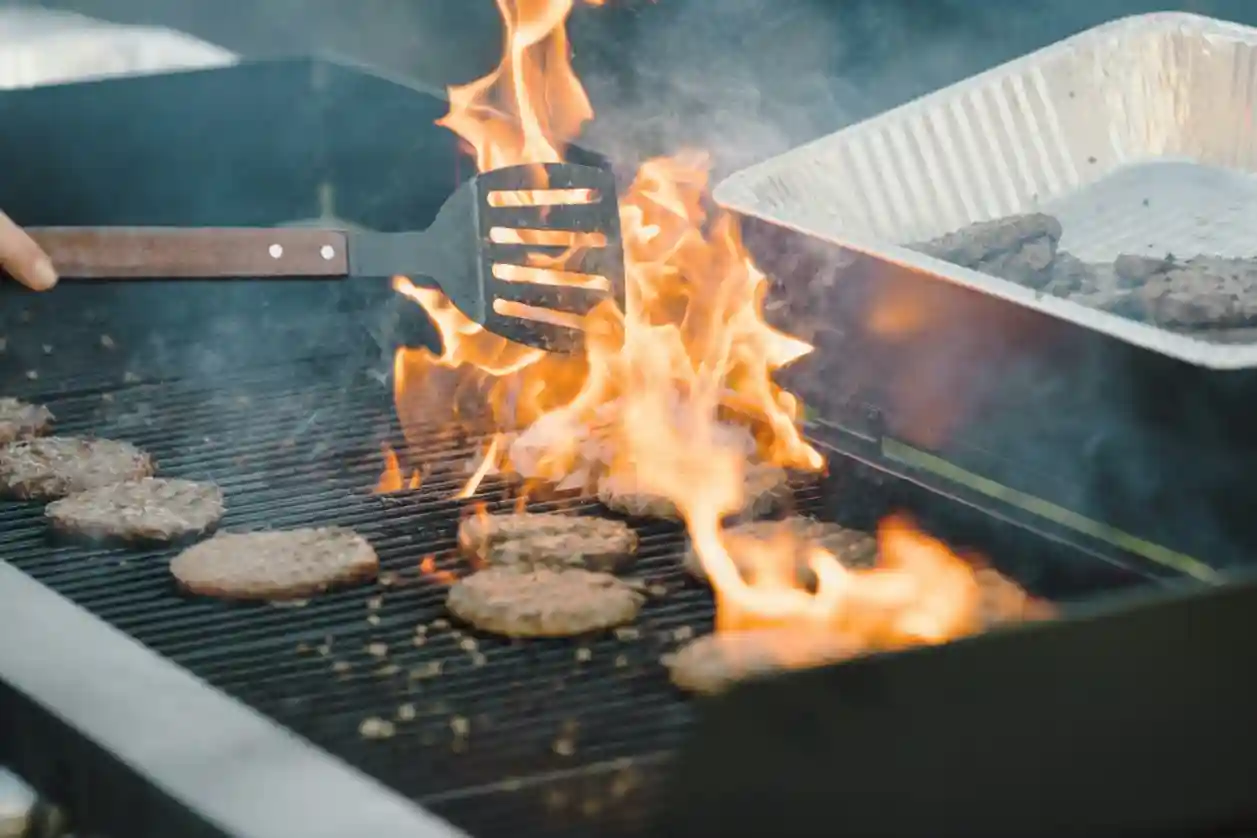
(0, 561, 466, 838)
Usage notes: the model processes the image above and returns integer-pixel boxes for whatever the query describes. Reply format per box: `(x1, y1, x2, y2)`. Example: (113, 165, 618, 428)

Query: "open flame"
(383, 0, 1044, 667)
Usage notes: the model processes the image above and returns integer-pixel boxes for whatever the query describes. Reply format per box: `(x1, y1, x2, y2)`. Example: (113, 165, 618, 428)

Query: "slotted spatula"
(21, 163, 625, 353)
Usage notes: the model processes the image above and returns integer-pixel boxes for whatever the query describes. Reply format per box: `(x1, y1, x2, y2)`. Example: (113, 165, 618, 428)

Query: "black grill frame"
(0, 57, 1251, 838)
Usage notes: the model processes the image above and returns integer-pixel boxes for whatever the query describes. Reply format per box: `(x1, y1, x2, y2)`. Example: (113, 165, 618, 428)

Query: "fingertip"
(29, 257, 57, 290)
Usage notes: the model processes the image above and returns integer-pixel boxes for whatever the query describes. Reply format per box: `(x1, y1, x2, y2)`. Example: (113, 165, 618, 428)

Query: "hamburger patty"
(0, 397, 53, 445)
(668, 568, 1052, 695)
(0, 436, 154, 500)
(597, 462, 789, 521)
(682, 516, 877, 587)
(665, 629, 858, 696)
(458, 511, 638, 572)
(46, 477, 225, 543)
(170, 527, 379, 601)
(446, 566, 645, 638)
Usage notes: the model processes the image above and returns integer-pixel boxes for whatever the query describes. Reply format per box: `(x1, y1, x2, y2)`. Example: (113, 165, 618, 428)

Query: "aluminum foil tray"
(714, 12, 1257, 370)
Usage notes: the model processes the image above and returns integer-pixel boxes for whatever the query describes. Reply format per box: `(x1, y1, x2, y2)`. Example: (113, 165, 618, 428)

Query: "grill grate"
(0, 359, 832, 836)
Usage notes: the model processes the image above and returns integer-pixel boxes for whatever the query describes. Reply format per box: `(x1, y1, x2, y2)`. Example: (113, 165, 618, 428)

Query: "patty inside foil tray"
(912, 214, 1257, 335)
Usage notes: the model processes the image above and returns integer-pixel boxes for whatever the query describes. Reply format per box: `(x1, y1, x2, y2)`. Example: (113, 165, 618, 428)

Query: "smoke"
(559, 0, 1252, 578)
(570, 0, 1175, 177)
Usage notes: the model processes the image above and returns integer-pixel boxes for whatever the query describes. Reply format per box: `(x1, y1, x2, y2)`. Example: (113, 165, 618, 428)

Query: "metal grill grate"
(0, 358, 834, 836)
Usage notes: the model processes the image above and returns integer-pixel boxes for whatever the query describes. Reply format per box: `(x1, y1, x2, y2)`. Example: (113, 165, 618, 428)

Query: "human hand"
(0, 211, 56, 290)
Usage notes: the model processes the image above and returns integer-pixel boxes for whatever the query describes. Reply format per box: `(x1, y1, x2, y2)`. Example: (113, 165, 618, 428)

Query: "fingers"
(0, 211, 56, 290)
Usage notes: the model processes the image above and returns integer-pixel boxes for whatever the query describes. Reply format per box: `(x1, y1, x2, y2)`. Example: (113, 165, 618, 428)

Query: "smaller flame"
(457, 434, 507, 499)
(375, 445, 420, 493)
(419, 555, 459, 586)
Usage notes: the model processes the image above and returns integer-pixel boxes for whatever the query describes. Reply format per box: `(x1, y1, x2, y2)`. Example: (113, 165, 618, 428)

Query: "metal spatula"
(21, 163, 625, 353)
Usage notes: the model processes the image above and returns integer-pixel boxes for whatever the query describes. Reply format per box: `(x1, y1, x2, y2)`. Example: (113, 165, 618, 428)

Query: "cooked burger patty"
(666, 628, 858, 696)
(46, 477, 225, 543)
(458, 511, 638, 572)
(668, 570, 1052, 695)
(597, 462, 789, 521)
(0, 397, 53, 445)
(170, 527, 379, 601)
(446, 566, 645, 638)
(0, 436, 154, 500)
(682, 516, 877, 587)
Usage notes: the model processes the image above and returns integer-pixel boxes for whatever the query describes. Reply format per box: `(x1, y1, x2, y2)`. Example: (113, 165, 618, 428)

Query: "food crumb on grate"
(358, 717, 396, 740)
(458, 637, 477, 652)
(450, 715, 470, 737)
(366, 642, 389, 658)
(316, 642, 331, 656)
(610, 767, 640, 799)
(469, 651, 487, 667)
(574, 647, 592, 662)
(99, 334, 115, 349)
(25, 370, 37, 380)
(123, 371, 140, 383)
(41, 344, 52, 355)
(432, 618, 450, 630)
(673, 625, 694, 642)
(396, 702, 417, 722)
(614, 626, 640, 641)
(412, 635, 426, 648)
(295, 642, 310, 654)
(375, 664, 401, 678)
(332, 660, 352, 675)
(367, 596, 383, 611)
(367, 614, 381, 626)
(410, 661, 442, 679)
(414, 623, 428, 635)
(648, 583, 668, 598)
(378, 571, 399, 587)
(270, 599, 309, 609)
(552, 721, 579, 758)
(614, 654, 628, 668)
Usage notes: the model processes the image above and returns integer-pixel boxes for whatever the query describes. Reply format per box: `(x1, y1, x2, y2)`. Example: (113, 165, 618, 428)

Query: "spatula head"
(472, 162, 625, 353)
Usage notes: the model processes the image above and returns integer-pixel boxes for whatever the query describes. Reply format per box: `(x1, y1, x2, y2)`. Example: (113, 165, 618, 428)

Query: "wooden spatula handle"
(26, 227, 350, 279)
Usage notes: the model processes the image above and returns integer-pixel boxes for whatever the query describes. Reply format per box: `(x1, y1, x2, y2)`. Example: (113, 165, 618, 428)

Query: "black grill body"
(0, 60, 1252, 838)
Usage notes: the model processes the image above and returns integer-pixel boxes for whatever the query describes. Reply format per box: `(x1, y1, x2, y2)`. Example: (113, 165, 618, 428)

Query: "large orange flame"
(381, 0, 1046, 667)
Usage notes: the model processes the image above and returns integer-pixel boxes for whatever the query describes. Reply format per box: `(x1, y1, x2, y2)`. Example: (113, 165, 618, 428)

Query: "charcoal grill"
(2, 58, 1257, 838)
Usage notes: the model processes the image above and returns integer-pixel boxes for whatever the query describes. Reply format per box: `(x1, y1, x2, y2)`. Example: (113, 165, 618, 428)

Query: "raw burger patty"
(446, 566, 644, 638)
(913, 213, 1063, 289)
(170, 527, 379, 601)
(666, 629, 858, 696)
(682, 516, 876, 587)
(598, 462, 789, 520)
(46, 477, 225, 543)
(0, 436, 153, 500)
(0, 397, 53, 444)
(458, 511, 638, 572)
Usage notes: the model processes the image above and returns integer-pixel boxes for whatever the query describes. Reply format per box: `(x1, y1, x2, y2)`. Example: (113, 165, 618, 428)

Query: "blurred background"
(2, 0, 1251, 171)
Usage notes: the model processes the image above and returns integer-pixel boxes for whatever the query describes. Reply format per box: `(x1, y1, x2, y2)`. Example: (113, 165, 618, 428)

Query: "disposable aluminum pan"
(714, 12, 1257, 371)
